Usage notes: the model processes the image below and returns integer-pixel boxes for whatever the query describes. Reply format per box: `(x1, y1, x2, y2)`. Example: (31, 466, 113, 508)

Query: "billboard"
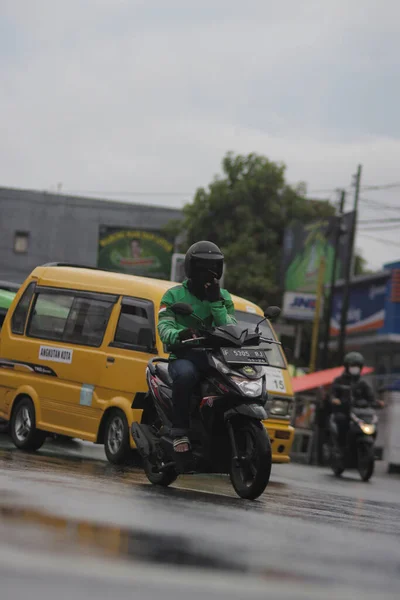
(170, 253, 186, 283)
(98, 227, 173, 280)
(282, 212, 355, 294)
(283, 291, 323, 321)
(330, 276, 388, 336)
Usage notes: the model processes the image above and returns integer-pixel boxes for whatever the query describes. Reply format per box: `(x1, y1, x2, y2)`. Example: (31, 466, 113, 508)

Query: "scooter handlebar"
(181, 337, 206, 344)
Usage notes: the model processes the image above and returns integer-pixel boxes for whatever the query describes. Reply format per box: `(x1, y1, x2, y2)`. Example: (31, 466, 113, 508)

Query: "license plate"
(221, 347, 268, 365)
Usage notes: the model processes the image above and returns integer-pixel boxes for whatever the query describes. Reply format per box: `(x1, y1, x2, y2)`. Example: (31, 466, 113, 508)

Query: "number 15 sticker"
(265, 367, 287, 393)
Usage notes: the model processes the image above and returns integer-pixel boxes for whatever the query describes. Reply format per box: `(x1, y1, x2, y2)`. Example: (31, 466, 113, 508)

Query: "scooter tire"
(358, 449, 375, 482)
(144, 459, 177, 487)
(229, 420, 272, 500)
(330, 445, 344, 477)
(332, 465, 344, 477)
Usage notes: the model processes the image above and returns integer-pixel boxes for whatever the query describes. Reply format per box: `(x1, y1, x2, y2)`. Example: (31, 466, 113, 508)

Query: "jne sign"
(283, 291, 322, 321)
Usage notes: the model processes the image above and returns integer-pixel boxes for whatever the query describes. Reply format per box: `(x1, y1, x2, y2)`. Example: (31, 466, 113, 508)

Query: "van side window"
(28, 292, 114, 347)
(113, 301, 155, 352)
(11, 282, 36, 335)
(28, 293, 74, 341)
(64, 297, 114, 347)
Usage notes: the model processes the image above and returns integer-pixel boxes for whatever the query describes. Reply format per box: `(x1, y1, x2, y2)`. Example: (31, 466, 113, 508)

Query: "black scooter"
(131, 303, 282, 500)
(329, 384, 379, 481)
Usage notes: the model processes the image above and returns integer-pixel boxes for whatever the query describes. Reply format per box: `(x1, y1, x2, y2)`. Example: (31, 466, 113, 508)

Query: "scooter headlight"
(231, 376, 263, 398)
(360, 423, 376, 435)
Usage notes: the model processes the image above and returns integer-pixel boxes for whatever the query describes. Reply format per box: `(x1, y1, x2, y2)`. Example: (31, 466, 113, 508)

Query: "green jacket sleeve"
(157, 290, 181, 346)
(210, 290, 237, 327)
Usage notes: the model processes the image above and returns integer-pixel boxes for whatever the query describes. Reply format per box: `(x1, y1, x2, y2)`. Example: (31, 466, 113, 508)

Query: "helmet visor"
(191, 258, 223, 281)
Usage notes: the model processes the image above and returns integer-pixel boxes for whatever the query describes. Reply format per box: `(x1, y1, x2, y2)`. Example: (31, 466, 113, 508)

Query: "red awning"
(292, 366, 374, 394)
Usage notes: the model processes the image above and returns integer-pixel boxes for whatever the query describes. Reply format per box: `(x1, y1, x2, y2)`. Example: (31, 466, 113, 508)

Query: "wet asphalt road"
(0, 434, 399, 600)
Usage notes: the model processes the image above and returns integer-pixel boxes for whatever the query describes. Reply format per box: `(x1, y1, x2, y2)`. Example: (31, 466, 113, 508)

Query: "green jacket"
(158, 280, 237, 355)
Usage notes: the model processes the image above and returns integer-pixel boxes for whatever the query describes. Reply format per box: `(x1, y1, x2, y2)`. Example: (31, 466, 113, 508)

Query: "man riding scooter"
(330, 352, 378, 454)
(157, 241, 236, 470)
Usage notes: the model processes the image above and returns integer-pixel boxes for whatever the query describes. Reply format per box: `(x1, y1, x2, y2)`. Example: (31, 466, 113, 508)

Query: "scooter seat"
(155, 362, 173, 387)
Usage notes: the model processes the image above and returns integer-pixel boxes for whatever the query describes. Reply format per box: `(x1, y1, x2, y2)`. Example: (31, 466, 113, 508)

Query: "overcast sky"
(1, 0, 399, 271)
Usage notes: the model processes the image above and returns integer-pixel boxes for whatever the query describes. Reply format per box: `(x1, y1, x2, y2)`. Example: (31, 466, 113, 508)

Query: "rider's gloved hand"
(205, 279, 221, 302)
(178, 328, 197, 342)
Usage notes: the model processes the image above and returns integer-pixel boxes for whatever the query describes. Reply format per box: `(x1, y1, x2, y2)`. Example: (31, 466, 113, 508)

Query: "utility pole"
(337, 165, 362, 364)
(320, 190, 346, 369)
(309, 256, 326, 373)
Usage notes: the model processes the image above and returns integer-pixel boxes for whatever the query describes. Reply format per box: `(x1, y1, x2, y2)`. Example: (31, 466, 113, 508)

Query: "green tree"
(354, 252, 373, 276)
(176, 152, 335, 309)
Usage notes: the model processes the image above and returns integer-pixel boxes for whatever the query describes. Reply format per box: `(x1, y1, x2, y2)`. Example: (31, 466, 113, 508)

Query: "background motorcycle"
(131, 303, 282, 500)
(329, 383, 380, 481)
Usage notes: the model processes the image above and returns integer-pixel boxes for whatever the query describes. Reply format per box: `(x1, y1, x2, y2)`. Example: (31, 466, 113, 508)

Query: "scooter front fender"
(224, 403, 267, 422)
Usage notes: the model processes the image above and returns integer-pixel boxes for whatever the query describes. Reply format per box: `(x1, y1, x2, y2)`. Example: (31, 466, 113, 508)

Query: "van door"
(98, 297, 157, 423)
(0, 281, 37, 418)
(7, 286, 117, 439)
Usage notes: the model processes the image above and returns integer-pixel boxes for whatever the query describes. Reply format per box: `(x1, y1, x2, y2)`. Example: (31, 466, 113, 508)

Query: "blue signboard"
(330, 276, 388, 336)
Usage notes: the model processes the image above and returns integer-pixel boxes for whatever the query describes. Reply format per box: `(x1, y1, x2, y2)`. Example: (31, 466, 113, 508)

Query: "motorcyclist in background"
(330, 352, 380, 452)
(157, 241, 237, 462)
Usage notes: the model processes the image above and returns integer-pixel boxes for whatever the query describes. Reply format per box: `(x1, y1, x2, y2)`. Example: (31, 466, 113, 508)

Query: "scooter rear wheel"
(229, 420, 271, 500)
(144, 459, 177, 487)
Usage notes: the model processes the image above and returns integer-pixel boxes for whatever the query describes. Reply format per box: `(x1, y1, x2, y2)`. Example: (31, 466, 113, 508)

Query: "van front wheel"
(104, 409, 131, 465)
(10, 398, 46, 451)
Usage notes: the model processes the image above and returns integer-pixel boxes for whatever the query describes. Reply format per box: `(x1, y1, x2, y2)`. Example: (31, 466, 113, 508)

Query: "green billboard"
(282, 213, 354, 293)
(98, 227, 173, 280)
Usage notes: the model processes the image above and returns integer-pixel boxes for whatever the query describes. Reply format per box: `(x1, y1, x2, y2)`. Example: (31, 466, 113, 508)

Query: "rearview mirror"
(170, 302, 194, 316)
(264, 306, 281, 320)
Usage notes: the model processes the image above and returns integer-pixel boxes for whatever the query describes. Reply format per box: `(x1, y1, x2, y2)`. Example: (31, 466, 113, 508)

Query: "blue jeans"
(168, 351, 209, 435)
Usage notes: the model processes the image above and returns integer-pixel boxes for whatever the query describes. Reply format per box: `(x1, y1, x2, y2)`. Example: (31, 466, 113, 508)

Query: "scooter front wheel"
(357, 445, 374, 482)
(229, 420, 272, 500)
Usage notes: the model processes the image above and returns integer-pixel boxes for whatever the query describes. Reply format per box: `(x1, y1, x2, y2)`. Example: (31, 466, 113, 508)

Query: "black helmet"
(344, 352, 364, 368)
(184, 241, 224, 281)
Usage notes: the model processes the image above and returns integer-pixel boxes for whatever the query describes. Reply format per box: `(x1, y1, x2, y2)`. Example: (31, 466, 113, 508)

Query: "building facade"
(330, 260, 400, 385)
(0, 187, 182, 283)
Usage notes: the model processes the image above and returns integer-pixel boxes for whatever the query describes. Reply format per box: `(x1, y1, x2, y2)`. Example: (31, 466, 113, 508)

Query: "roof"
(327, 333, 400, 349)
(0, 280, 20, 292)
(26, 265, 263, 314)
(0, 186, 183, 216)
(34, 265, 177, 298)
(292, 366, 374, 393)
(332, 270, 389, 289)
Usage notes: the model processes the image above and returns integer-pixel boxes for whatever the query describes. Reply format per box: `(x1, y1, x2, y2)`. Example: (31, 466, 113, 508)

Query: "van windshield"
(234, 310, 285, 368)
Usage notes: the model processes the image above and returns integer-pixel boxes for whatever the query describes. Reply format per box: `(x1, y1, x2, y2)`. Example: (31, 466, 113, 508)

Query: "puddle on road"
(2, 438, 399, 540)
(0, 501, 311, 584)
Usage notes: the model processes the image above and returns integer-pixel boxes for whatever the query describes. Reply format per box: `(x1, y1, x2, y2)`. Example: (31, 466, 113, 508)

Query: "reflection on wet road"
(1, 435, 399, 599)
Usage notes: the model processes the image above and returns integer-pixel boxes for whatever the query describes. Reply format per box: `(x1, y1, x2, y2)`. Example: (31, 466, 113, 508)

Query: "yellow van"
(0, 265, 294, 464)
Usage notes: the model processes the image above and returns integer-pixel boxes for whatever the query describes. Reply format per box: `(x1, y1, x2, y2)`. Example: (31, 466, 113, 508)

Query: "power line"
(358, 224, 400, 232)
(361, 182, 400, 191)
(359, 198, 400, 210)
(307, 182, 400, 195)
(357, 232, 400, 248)
(358, 217, 400, 225)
